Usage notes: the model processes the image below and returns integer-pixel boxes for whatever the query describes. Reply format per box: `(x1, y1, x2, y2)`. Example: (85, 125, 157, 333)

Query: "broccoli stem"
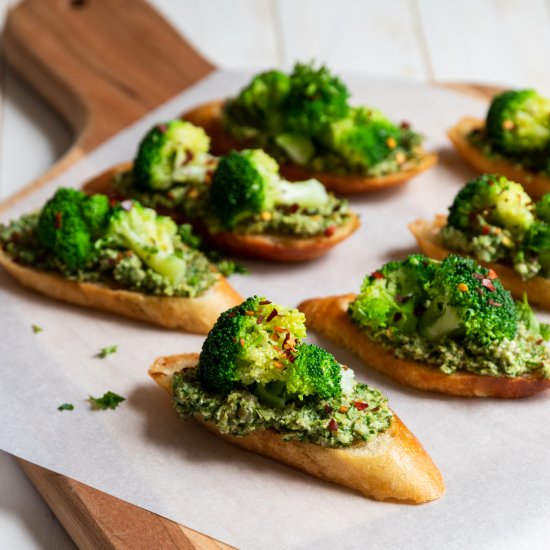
(276, 179, 329, 209)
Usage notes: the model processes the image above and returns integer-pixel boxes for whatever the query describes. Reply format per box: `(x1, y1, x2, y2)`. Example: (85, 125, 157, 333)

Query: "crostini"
(182, 63, 437, 195)
(0, 188, 242, 333)
(449, 89, 550, 199)
(299, 255, 550, 398)
(149, 296, 445, 503)
(410, 174, 550, 309)
(83, 121, 360, 262)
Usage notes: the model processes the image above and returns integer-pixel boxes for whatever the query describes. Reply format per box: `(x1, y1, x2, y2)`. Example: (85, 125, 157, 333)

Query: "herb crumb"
(89, 391, 125, 410)
(97, 345, 118, 359)
(32, 324, 43, 334)
(57, 403, 74, 411)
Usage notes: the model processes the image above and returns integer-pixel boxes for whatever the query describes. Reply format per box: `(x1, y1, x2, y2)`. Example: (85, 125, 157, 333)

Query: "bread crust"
(0, 249, 242, 334)
(82, 163, 361, 262)
(448, 117, 550, 199)
(182, 100, 438, 195)
(409, 215, 550, 310)
(149, 353, 445, 503)
(298, 294, 550, 398)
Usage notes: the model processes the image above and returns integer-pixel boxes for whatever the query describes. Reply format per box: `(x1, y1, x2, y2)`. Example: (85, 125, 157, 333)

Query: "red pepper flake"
(482, 279, 496, 292)
(324, 404, 333, 415)
(537, 338, 544, 345)
(286, 352, 296, 363)
(239, 338, 245, 347)
(54, 211, 62, 229)
(288, 203, 299, 214)
(476, 287, 484, 297)
(354, 401, 369, 411)
(259, 300, 271, 305)
(372, 271, 385, 279)
(187, 150, 195, 162)
(256, 315, 264, 324)
(328, 419, 338, 432)
(400, 120, 411, 130)
(371, 407, 380, 412)
(109, 198, 119, 207)
(157, 123, 168, 134)
(472, 273, 484, 280)
(266, 308, 278, 322)
(488, 299, 502, 307)
(324, 225, 337, 237)
(487, 269, 498, 280)
(481, 226, 490, 235)
(226, 312, 236, 318)
(273, 326, 286, 333)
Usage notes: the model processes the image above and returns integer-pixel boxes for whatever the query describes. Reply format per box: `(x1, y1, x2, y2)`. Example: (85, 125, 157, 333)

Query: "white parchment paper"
(1, 72, 549, 550)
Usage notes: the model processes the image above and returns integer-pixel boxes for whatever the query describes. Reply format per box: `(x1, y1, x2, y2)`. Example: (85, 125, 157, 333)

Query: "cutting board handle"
(4, 0, 214, 152)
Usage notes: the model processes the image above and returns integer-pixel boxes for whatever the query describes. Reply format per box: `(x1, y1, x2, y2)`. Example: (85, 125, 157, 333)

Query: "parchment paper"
(1, 72, 549, 550)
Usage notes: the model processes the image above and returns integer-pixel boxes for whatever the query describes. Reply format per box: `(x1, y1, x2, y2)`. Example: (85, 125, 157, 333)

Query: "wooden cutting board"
(2, 1, 498, 547)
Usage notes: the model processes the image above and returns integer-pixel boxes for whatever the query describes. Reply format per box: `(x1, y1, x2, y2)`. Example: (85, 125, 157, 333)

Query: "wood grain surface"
(1, 0, 499, 547)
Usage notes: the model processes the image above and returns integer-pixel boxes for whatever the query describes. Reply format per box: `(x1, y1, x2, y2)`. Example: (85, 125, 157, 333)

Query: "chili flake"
(354, 401, 369, 411)
(328, 419, 338, 432)
(266, 308, 278, 322)
(482, 279, 496, 292)
(372, 271, 385, 279)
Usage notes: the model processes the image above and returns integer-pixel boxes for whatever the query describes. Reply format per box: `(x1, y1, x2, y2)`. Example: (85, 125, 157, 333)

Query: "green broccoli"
(106, 201, 188, 284)
(515, 293, 550, 339)
(486, 89, 550, 154)
(285, 62, 350, 137)
(36, 188, 110, 270)
(223, 70, 291, 138)
(198, 297, 343, 406)
(209, 149, 329, 228)
(132, 120, 210, 191)
(522, 221, 550, 272)
(327, 107, 403, 169)
(447, 174, 534, 237)
(535, 193, 550, 223)
(418, 255, 517, 343)
(348, 254, 437, 335)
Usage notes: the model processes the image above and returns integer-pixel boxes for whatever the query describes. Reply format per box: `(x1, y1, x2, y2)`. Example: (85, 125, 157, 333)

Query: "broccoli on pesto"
(113, 120, 352, 239)
(469, 89, 550, 174)
(440, 174, 550, 280)
(0, 188, 224, 298)
(348, 254, 550, 378)
(173, 296, 393, 447)
(221, 62, 424, 177)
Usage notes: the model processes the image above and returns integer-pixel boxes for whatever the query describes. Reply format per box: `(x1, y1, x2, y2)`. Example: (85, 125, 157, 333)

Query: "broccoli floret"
(209, 149, 329, 228)
(80, 194, 111, 238)
(418, 255, 517, 343)
(198, 297, 343, 405)
(522, 221, 550, 271)
(447, 174, 534, 237)
(285, 62, 350, 137)
(535, 193, 550, 223)
(486, 89, 550, 154)
(133, 120, 210, 191)
(348, 254, 437, 335)
(106, 202, 188, 284)
(327, 108, 402, 169)
(223, 70, 291, 138)
(36, 188, 110, 270)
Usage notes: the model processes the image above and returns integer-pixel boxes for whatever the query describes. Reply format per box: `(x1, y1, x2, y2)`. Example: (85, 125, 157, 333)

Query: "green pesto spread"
(468, 128, 550, 177)
(0, 213, 219, 298)
(358, 318, 550, 379)
(172, 368, 392, 448)
(113, 170, 353, 238)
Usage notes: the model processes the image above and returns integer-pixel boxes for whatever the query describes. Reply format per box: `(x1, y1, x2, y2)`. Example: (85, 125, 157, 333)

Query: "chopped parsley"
(57, 403, 74, 411)
(89, 391, 125, 410)
(32, 324, 43, 334)
(97, 345, 118, 358)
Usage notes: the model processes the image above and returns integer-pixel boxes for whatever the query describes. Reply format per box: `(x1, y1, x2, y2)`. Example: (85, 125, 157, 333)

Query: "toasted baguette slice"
(83, 163, 361, 262)
(149, 353, 445, 503)
(0, 249, 242, 334)
(182, 100, 438, 196)
(299, 294, 550, 398)
(448, 117, 550, 199)
(409, 215, 550, 310)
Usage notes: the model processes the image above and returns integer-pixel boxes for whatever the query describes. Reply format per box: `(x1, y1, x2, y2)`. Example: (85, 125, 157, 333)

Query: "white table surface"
(1, 0, 550, 547)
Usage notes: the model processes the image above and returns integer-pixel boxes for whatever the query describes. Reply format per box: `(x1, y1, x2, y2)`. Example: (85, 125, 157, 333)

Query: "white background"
(1, 1, 549, 547)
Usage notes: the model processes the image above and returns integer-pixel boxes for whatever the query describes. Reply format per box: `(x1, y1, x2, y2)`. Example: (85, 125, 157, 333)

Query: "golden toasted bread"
(149, 353, 445, 503)
(0, 249, 242, 334)
(183, 100, 438, 195)
(299, 294, 550, 398)
(82, 163, 361, 262)
(448, 117, 550, 199)
(409, 215, 550, 310)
